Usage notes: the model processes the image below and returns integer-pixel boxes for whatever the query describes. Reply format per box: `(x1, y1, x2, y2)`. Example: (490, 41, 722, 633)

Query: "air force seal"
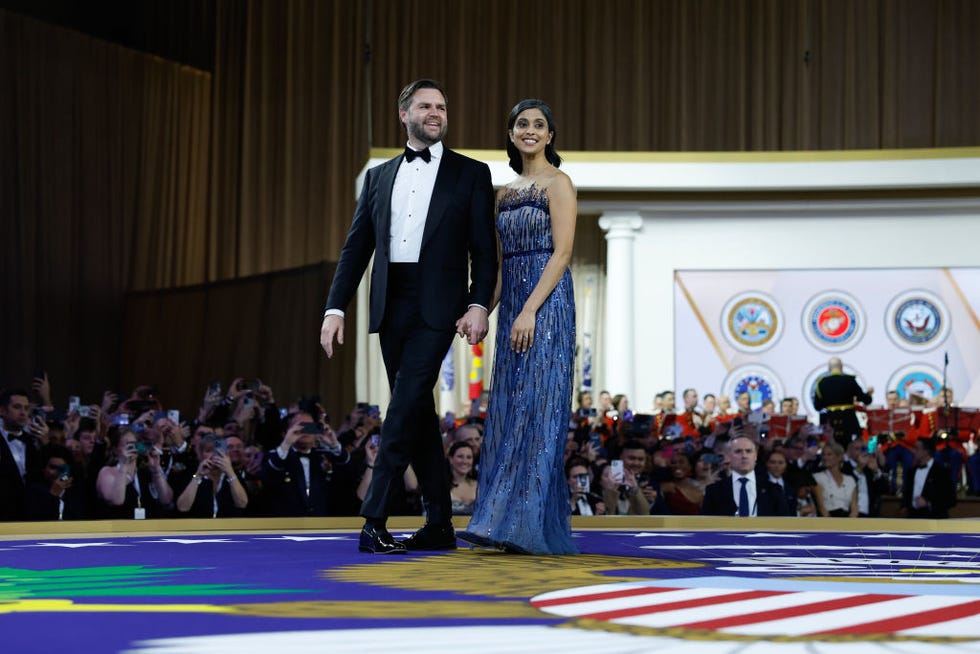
(721, 365, 784, 411)
(721, 292, 783, 353)
(802, 291, 865, 352)
(885, 290, 949, 352)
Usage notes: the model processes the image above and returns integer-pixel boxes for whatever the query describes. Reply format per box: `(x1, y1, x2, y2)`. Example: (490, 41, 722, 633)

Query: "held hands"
(455, 306, 489, 345)
(320, 315, 344, 358)
(509, 309, 535, 353)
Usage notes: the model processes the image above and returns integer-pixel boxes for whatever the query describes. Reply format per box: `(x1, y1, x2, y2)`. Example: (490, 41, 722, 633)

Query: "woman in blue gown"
(458, 99, 578, 555)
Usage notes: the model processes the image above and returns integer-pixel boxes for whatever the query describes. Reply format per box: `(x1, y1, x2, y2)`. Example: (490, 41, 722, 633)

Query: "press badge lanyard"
(132, 473, 146, 520)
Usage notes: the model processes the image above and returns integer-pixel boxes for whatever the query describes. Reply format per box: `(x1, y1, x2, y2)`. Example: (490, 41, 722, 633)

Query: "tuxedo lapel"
(420, 149, 461, 251)
(375, 157, 401, 259)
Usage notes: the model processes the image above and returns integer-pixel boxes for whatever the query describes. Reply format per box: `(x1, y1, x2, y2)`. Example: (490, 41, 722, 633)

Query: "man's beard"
(408, 119, 445, 146)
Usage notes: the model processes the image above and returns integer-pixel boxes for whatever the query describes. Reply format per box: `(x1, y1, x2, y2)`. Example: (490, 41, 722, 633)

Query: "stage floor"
(2, 516, 980, 653)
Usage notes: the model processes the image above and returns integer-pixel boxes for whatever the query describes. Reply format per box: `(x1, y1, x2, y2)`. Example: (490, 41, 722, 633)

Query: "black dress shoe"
(358, 525, 407, 554)
(401, 523, 457, 551)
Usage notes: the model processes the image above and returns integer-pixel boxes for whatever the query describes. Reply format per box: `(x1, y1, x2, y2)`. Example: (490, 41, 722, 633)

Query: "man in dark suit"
(903, 437, 956, 519)
(319, 79, 497, 554)
(702, 435, 793, 516)
(262, 411, 351, 518)
(813, 356, 874, 448)
(0, 388, 40, 521)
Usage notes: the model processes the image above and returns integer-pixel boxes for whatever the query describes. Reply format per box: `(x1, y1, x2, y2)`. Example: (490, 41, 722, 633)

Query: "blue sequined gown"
(462, 184, 577, 555)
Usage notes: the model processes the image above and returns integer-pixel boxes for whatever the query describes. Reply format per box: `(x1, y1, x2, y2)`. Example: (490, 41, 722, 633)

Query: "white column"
(598, 212, 643, 401)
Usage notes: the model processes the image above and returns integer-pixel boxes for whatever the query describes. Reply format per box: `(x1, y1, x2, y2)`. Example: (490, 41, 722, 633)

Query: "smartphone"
(370, 433, 381, 448)
(68, 396, 80, 414)
(610, 459, 625, 484)
(575, 473, 589, 490)
(214, 438, 227, 455)
(588, 433, 603, 450)
(56, 463, 72, 481)
(368, 405, 380, 419)
(279, 407, 288, 420)
(208, 381, 222, 394)
(167, 409, 180, 424)
(78, 406, 91, 418)
(299, 422, 324, 435)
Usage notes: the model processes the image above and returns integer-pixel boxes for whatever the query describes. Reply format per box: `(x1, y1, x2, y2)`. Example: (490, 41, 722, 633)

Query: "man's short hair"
(397, 79, 448, 111)
(621, 439, 647, 453)
(0, 388, 30, 409)
(917, 437, 937, 456)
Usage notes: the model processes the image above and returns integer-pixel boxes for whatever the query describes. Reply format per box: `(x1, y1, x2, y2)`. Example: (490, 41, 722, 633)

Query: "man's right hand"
(320, 315, 344, 358)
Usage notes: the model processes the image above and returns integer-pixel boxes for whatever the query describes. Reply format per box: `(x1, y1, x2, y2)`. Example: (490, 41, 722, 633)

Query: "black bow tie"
(404, 146, 431, 163)
(7, 433, 29, 443)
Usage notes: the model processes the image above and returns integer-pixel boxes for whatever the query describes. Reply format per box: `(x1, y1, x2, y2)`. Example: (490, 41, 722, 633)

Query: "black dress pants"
(360, 263, 455, 525)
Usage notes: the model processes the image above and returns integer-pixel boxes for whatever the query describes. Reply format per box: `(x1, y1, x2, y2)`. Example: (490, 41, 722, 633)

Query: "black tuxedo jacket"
(262, 447, 350, 517)
(903, 460, 956, 519)
(325, 148, 497, 333)
(702, 474, 794, 517)
(0, 434, 39, 521)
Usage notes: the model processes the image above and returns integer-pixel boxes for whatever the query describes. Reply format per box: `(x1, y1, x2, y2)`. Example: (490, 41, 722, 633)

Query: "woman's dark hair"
(506, 98, 562, 174)
(105, 424, 136, 465)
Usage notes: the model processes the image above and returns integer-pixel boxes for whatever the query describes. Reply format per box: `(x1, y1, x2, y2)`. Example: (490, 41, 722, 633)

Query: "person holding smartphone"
(566, 458, 604, 516)
(175, 434, 248, 518)
(262, 409, 351, 517)
(26, 445, 86, 520)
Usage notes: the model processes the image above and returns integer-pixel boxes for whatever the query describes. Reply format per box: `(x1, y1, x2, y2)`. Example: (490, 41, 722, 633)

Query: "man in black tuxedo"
(0, 388, 40, 521)
(903, 437, 956, 519)
(262, 411, 351, 517)
(320, 79, 496, 554)
(813, 356, 873, 448)
(702, 435, 793, 517)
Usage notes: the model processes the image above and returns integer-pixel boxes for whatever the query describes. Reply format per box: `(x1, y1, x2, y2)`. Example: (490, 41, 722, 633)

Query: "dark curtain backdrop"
(0, 11, 211, 404)
(121, 262, 355, 424)
(2, 1, 979, 408)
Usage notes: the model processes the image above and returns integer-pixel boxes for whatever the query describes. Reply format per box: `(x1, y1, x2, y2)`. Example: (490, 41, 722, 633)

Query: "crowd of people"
(0, 369, 969, 523)
(0, 374, 397, 521)
(560, 382, 969, 520)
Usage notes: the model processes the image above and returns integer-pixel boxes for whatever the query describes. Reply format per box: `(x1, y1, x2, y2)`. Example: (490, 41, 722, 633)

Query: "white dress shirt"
(389, 141, 442, 262)
(731, 470, 758, 517)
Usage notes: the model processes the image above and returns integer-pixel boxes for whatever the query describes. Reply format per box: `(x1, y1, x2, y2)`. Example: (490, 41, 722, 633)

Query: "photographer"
(175, 434, 248, 517)
(567, 458, 604, 516)
(262, 408, 352, 517)
(26, 445, 86, 520)
(95, 424, 174, 519)
(598, 441, 651, 515)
